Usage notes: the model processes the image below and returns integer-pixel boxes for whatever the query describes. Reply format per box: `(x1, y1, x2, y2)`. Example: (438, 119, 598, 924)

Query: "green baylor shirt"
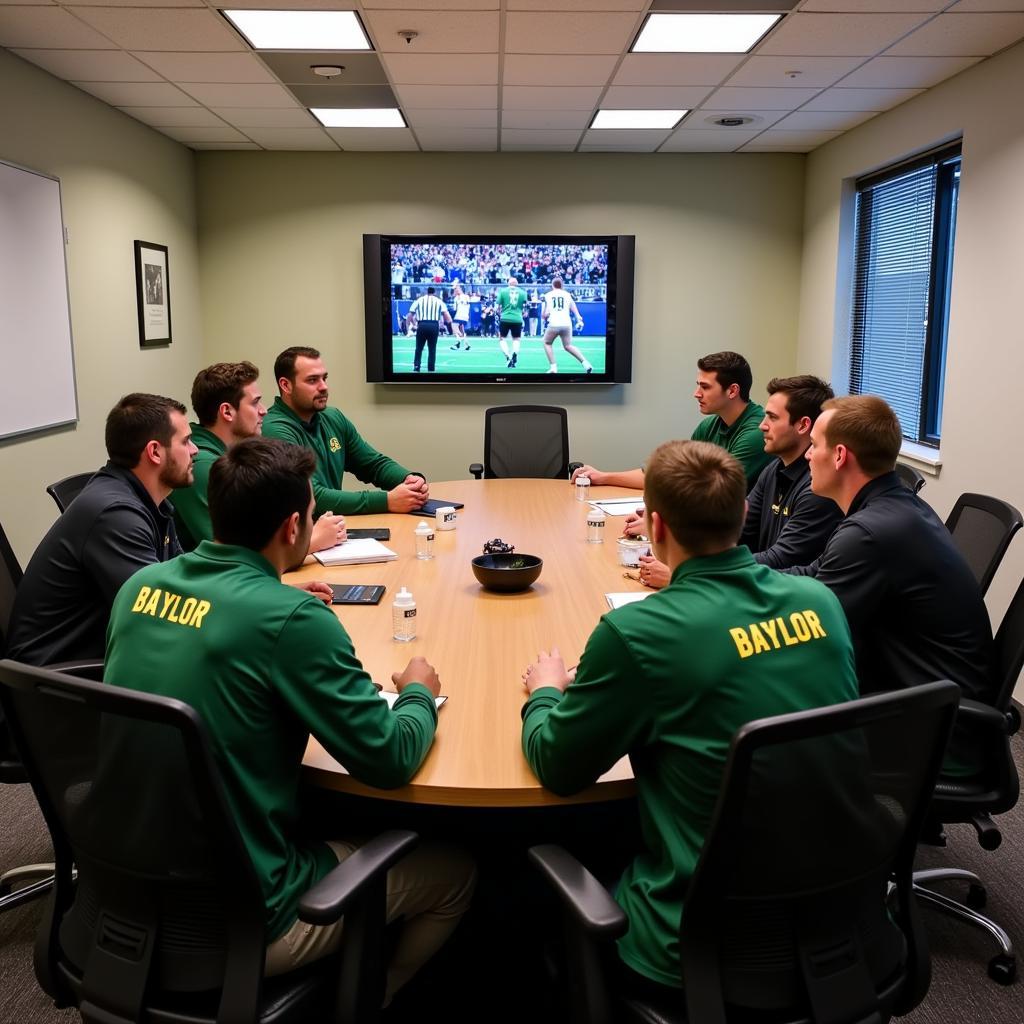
(105, 541, 438, 941)
(521, 547, 858, 988)
(496, 286, 526, 325)
(262, 397, 413, 517)
(172, 423, 225, 550)
(690, 401, 773, 491)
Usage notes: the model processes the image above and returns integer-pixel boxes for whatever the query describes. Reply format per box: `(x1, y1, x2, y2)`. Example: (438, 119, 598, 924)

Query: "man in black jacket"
(794, 394, 993, 772)
(7, 393, 196, 665)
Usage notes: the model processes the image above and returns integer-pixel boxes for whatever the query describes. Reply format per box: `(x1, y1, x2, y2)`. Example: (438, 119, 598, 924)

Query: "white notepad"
(313, 537, 398, 566)
(379, 690, 447, 710)
(605, 591, 653, 610)
(590, 498, 645, 516)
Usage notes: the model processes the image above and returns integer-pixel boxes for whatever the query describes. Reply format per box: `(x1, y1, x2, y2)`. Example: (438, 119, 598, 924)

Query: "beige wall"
(0, 49, 202, 566)
(797, 40, 1024, 694)
(195, 150, 805, 486)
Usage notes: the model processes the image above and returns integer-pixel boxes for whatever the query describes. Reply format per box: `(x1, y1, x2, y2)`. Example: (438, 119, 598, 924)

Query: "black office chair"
(894, 461, 926, 494)
(945, 492, 1023, 596)
(0, 658, 417, 1024)
(469, 405, 579, 480)
(0, 518, 57, 913)
(530, 681, 960, 1024)
(45, 471, 94, 513)
(911, 573, 1024, 985)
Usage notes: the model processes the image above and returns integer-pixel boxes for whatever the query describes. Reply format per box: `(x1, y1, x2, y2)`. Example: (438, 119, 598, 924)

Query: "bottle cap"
(395, 587, 414, 606)
(415, 520, 431, 535)
(588, 508, 606, 521)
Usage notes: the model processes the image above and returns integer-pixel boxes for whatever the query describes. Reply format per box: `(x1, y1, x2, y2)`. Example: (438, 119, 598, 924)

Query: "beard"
(160, 458, 194, 491)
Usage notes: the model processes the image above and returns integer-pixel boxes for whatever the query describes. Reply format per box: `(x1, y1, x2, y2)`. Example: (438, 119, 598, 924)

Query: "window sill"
(899, 441, 942, 477)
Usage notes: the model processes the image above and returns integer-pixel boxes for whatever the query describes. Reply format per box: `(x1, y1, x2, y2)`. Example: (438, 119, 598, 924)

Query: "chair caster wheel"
(967, 883, 987, 909)
(988, 954, 1015, 985)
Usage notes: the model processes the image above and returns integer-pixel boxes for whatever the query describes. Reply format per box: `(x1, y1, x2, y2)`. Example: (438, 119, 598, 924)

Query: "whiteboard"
(0, 158, 78, 440)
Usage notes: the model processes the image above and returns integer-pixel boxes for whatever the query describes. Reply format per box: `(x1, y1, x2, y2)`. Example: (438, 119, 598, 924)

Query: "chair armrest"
(528, 844, 628, 939)
(297, 830, 418, 926)
(469, 463, 484, 480)
(957, 698, 1018, 736)
(45, 660, 104, 681)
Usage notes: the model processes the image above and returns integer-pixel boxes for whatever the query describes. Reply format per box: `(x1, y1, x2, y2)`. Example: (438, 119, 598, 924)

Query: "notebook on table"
(313, 538, 398, 566)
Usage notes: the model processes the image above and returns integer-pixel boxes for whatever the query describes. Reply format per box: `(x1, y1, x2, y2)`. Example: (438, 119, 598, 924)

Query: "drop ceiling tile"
(212, 107, 317, 128)
(681, 109, 787, 130)
(740, 142, 817, 151)
(501, 108, 592, 129)
(72, 81, 197, 106)
(700, 86, 822, 110)
(839, 53, 982, 86)
(0, 7, 116, 47)
(135, 51, 278, 84)
(416, 127, 497, 149)
(613, 53, 746, 86)
(511, 0, 644, 7)
(745, 128, 843, 147)
(502, 85, 603, 109)
(801, 0, 946, 9)
(189, 142, 262, 149)
(180, 83, 300, 108)
(381, 52, 498, 84)
(885, 12, 1024, 54)
(10, 48, 161, 81)
(395, 84, 497, 108)
(501, 128, 584, 144)
(289, 83, 398, 107)
(726, 55, 864, 87)
(325, 127, 420, 150)
(506, 12, 639, 54)
(758, 12, 931, 56)
(773, 109, 877, 130)
(406, 107, 497, 127)
(242, 128, 340, 150)
(363, 0, 496, 8)
(580, 128, 670, 147)
(578, 141, 661, 152)
(0, 0, 53, 6)
(502, 143, 577, 151)
(259, 52, 389, 85)
(801, 86, 925, 110)
(602, 85, 712, 107)
(71, 8, 244, 51)
(65, 0, 203, 6)
(950, 0, 1024, 10)
(159, 124, 252, 143)
(215, 0, 358, 6)
(363, 10, 498, 52)
(503, 54, 618, 86)
(660, 128, 762, 150)
(118, 105, 228, 127)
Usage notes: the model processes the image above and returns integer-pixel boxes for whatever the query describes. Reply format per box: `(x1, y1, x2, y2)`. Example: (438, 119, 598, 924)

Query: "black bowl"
(471, 553, 543, 592)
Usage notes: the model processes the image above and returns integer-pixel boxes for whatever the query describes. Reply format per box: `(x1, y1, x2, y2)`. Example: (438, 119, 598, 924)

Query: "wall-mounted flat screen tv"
(364, 234, 634, 384)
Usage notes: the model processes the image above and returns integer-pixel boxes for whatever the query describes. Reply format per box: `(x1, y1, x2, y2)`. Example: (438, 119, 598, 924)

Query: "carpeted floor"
(3, 734, 1022, 1024)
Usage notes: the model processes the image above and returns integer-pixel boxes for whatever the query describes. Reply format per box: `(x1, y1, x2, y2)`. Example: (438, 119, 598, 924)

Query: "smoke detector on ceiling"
(705, 115, 760, 128)
(311, 65, 345, 79)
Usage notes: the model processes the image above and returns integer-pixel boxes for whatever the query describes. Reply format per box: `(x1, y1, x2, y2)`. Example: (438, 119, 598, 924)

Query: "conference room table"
(290, 478, 648, 808)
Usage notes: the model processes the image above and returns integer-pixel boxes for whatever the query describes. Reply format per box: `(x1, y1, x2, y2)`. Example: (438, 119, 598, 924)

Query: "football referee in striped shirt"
(408, 287, 452, 373)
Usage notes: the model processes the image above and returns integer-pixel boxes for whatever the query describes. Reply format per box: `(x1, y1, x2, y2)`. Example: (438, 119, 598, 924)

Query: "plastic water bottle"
(414, 520, 434, 560)
(575, 474, 591, 502)
(587, 507, 606, 544)
(392, 587, 417, 642)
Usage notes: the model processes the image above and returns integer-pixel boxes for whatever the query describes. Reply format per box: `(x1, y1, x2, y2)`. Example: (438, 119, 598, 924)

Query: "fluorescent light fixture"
(312, 108, 406, 128)
(223, 10, 371, 50)
(633, 13, 782, 54)
(591, 109, 686, 130)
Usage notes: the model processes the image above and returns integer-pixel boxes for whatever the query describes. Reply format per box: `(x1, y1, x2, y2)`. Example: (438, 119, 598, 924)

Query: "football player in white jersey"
(450, 283, 472, 351)
(542, 279, 592, 374)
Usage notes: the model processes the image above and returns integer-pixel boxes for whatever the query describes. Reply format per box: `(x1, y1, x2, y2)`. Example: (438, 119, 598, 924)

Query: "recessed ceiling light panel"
(592, 109, 686, 130)
(632, 13, 781, 54)
(312, 107, 406, 128)
(223, 10, 371, 50)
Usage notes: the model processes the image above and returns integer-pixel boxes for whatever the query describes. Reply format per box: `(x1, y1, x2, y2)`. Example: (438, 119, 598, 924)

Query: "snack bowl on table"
(471, 553, 543, 593)
(617, 536, 651, 568)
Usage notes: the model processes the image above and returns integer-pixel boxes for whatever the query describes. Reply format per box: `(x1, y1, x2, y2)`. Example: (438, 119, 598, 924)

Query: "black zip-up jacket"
(7, 462, 181, 666)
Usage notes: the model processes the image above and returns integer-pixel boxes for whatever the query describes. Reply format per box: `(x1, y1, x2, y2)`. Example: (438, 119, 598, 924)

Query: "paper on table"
(590, 498, 645, 516)
(605, 592, 653, 610)
(313, 537, 398, 566)
(380, 690, 447, 710)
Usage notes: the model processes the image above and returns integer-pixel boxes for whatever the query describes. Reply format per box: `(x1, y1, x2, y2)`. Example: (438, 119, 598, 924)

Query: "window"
(850, 143, 961, 446)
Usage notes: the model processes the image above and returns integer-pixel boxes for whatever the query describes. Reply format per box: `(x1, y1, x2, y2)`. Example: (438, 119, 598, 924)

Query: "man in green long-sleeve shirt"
(106, 438, 474, 1002)
(262, 346, 430, 516)
(522, 439, 857, 993)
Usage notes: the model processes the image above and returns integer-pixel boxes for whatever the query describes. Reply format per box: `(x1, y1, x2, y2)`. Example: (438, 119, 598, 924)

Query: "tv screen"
(364, 235, 634, 384)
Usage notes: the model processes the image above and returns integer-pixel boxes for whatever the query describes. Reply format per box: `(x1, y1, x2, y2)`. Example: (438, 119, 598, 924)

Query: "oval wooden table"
(289, 478, 648, 808)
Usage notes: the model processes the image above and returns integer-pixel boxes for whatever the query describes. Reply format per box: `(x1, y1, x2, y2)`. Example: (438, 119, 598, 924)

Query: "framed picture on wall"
(134, 240, 172, 347)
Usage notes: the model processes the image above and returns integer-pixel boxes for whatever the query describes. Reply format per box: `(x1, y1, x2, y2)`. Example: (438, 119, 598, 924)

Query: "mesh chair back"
(45, 472, 95, 513)
(994, 574, 1024, 710)
(483, 405, 569, 479)
(680, 682, 959, 1023)
(0, 660, 266, 1022)
(0, 520, 22, 650)
(945, 493, 1023, 596)
(894, 462, 926, 494)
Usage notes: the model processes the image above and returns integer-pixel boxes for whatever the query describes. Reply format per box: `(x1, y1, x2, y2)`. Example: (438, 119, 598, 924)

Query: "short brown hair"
(105, 393, 186, 469)
(697, 351, 753, 401)
(766, 375, 834, 425)
(191, 361, 259, 427)
(274, 347, 320, 390)
(821, 395, 902, 476)
(644, 440, 746, 554)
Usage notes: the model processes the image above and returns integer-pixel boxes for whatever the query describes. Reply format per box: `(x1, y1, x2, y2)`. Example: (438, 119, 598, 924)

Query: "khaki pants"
(264, 839, 476, 1003)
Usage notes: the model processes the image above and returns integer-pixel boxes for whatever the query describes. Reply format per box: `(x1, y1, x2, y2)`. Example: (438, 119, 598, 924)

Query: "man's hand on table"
(393, 656, 441, 698)
(638, 554, 669, 590)
(310, 511, 347, 553)
(622, 510, 646, 537)
(290, 580, 333, 603)
(522, 647, 574, 694)
(570, 464, 606, 485)
(387, 475, 430, 513)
